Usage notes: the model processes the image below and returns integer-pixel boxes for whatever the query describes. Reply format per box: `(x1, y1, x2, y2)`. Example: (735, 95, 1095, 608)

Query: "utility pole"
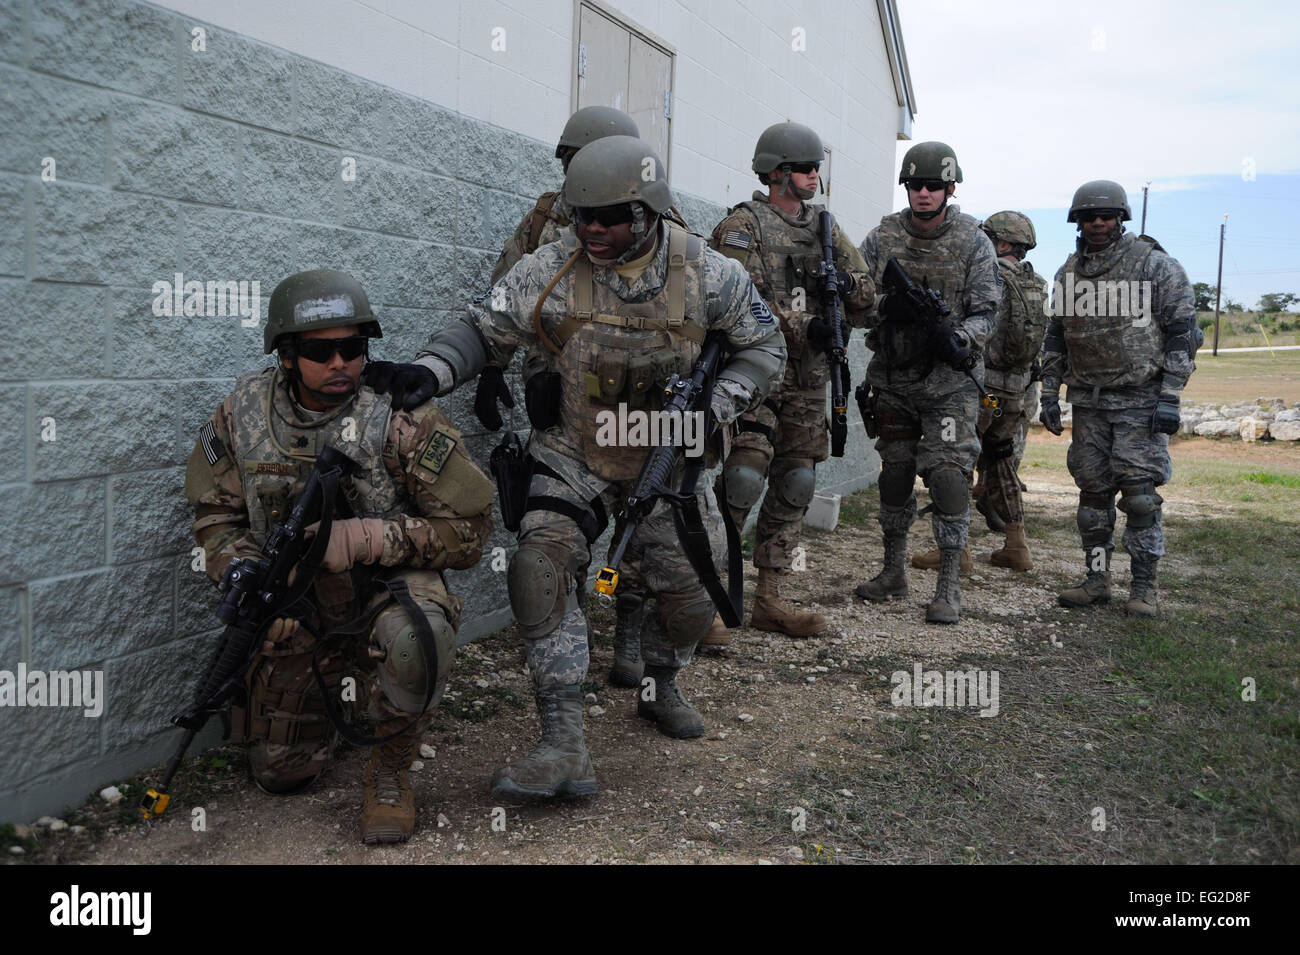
(1140, 180, 1150, 234)
(1212, 215, 1227, 356)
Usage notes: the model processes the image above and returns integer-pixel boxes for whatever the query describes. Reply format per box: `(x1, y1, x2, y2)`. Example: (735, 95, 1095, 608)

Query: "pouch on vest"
(588, 353, 627, 405)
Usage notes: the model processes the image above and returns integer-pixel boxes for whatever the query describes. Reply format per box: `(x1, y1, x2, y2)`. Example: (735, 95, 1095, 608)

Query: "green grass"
(1242, 470, 1300, 488)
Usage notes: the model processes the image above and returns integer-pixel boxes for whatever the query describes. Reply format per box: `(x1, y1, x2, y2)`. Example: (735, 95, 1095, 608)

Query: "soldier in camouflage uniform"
(1041, 180, 1199, 617)
(914, 211, 1048, 571)
(853, 142, 1001, 624)
(709, 122, 874, 638)
(367, 137, 785, 799)
(185, 269, 494, 844)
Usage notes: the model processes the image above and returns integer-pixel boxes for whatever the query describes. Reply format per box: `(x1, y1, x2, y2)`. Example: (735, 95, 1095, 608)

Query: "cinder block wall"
(0, 0, 877, 823)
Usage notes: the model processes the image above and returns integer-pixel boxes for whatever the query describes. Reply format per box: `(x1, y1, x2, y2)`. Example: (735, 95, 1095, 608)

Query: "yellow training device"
(594, 566, 619, 596)
(140, 789, 170, 820)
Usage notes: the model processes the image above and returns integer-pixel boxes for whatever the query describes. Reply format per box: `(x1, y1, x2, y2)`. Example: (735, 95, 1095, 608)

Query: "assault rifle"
(140, 445, 354, 823)
(815, 210, 852, 457)
(881, 257, 1002, 418)
(594, 333, 743, 626)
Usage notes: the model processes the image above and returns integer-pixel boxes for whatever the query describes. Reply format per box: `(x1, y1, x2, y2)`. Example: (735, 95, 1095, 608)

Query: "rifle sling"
(672, 444, 743, 628)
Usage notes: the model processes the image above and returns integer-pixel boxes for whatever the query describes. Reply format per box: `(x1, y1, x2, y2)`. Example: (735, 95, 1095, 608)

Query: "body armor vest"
(734, 199, 824, 330)
(553, 224, 709, 482)
(229, 369, 405, 537)
(1060, 233, 1161, 391)
(872, 210, 984, 370)
(986, 258, 1049, 392)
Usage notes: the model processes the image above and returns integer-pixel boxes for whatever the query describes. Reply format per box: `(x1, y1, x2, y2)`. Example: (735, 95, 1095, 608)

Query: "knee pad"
(775, 462, 817, 509)
(723, 459, 767, 511)
(878, 462, 917, 508)
(373, 603, 455, 713)
(660, 594, 715, 647)
(1117, 482, 1163, 529)
(508, 544, 573, 639)
(987, 436, 1016, 460)
(928, 468, 969, 516)
(1077, 491, 1117, 548)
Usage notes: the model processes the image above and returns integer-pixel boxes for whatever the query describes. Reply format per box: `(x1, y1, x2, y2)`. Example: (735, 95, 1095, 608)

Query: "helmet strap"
(911, 193, 949, 221)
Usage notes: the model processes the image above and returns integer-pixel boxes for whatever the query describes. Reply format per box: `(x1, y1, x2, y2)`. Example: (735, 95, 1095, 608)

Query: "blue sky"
(894, 0, 1300, 309)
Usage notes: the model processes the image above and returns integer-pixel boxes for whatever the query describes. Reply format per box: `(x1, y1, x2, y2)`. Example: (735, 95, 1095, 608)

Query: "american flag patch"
(722, 230, 752, 250)
(199, 420, 226, 466)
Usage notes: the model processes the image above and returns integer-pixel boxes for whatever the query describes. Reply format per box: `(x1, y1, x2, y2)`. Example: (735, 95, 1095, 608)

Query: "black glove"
(1029, 357, 1043, 382)
(1039, 393, 1064, 435)
(935, 328, 971, 369)
(473, 365, 516, 431)
(806, 317, 834, 353)
(362, 361, 438, 411)
(1151, 393, 1181, 435)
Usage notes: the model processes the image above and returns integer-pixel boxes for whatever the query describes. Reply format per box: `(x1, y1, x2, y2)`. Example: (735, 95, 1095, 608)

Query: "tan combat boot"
(1058, 570, 1112, 607)
(1126, 559, 1160, 617)
(751, 567, 827, 637)
(361, 733, 420, 844)
(698, 613, 731, 647)
(911, 545, 972, 573)
(490, 684, 597, 800)
(990, 521, 1033, 571)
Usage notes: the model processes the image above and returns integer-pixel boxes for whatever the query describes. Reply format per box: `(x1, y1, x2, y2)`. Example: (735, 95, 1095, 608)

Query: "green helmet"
(751, 122, 824, 175)
(981, 211, 1037, 250)
(264, 269, 381, 354)
(898, 141, 962, 184)
(556, 106, 640, 158)
(1067, 179, 1132, 222)
(563, 135, 674, 214)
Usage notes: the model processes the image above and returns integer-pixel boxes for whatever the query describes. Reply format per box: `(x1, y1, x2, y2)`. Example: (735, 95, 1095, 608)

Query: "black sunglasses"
(296, 336, 368, 363)
(573, 204, 636, 227)
(783, 162, 821, 174)
(1078, 210, 1120, 223)
(905, 178, 949, 193)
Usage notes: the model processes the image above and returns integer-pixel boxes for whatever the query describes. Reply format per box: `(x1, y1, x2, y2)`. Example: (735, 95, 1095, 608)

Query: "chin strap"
(912, 195, 949, 221)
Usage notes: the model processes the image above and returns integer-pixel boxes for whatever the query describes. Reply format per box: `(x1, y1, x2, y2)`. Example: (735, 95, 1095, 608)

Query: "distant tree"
(1192, 282, 1217, 311)
(1257, 292, 1298, 313)
(1224, 299, 1244, 313)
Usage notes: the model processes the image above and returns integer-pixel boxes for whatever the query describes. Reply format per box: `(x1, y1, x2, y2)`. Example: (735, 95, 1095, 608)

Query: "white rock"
(99, 786, 123, 804)
(737, 713, 754, 722)
(419, 743, 437, 759)
(436, 813, 451, 828)
(1201, 408, 1223, 420)
(692, 785, 704, 796)
(409, 760, 425, 771)
(707, 821, 722, 831)
(70, 825, 86, 835)
(1270, 420, 1300, 441)
(583, 693, 598, 705)
(804, 492, 841, 532)
(8, 846, 23, 855)
(588, 705, 606, 716)
(1240, 417, 1268, 442)
(786, 845, 805, 859)
(1274, 409, 1300, 423)
(35, 815, 59, 828)
(1195, 419, 1241, 437)
(48, 819, 68, 832)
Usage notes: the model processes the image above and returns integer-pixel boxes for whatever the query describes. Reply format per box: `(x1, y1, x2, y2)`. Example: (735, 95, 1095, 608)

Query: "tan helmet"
(1067, 180, 1132, 222)
(563, 135, 674, 213)
(556, 106, 640, 158)
(981, 211, 1037, 250)
(264, 269, 380, 354)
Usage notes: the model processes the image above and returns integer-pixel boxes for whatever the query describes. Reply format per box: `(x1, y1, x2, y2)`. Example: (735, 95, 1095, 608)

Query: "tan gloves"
(304, 517, 387, 572)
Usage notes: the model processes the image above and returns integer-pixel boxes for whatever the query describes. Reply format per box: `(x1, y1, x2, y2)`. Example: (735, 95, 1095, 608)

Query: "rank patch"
(418, 429, 458, 475)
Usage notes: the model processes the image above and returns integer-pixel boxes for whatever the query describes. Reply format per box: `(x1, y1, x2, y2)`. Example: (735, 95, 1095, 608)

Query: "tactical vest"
(546, 224, 709, 482)
(1060, 233, 1162, 391)
(228, 369, 405, 536)
(872, 210, 984, 370)
(986, 258, 1049, 382)
(733, 199, 824, 329)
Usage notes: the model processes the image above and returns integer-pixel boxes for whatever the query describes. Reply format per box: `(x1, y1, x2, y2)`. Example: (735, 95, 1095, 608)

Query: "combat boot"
(1058, 569, 1112, 607)
(990, 521, 1033, 571)
(490, 684, 597, 800)
(751, 568, 827, 637)
(925, 547, 963, 624)
(608, 593, 645, 688)
(910, 545, 972, 573)
(699, 613, 731, 647)
(638, 665, 705, 739)
(360, 733, 420, 844)
(1126, 559, 1160, 617)
(976, 493, 1006, 533)
(856, 533, 909, 601)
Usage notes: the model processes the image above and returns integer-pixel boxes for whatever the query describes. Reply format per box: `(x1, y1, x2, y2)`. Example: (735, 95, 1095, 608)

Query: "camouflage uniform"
(185, 368, 494, 791)
(1042, 231, 1197, 599)
(417, 216, 785, 792)
(709, 193, 873, 576)
(856, 204, 1000, 612)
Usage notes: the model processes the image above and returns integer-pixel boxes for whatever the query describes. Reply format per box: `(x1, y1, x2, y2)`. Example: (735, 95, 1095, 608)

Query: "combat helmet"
(751, 122, 824, 175)
(564, 135, 674, 214)
(981, 211, 1037, 250)
(265, 269, 381, 354)
(1067, 180, 1132, 222)
(898, 141, 962, 184)
(556, 106, 640, 158)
